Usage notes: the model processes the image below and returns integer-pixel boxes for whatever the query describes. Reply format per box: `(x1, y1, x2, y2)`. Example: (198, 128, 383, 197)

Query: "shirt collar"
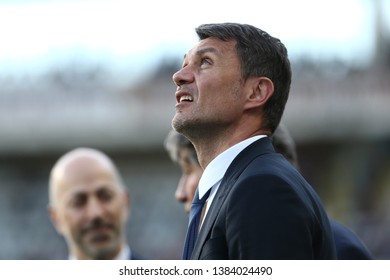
(115, 244, 131, 260)
(198, 135, 266, 198)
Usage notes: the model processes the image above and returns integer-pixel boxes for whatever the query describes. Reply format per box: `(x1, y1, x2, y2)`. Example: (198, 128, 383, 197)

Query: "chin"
(172, 117, 184, 132)
(86, 242, 118, 259)
(173, 119, 196, 137)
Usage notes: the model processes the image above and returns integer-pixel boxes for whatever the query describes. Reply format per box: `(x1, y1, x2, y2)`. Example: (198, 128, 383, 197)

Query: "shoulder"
(130, 251, 147, 260)
(331, 220, 373, 260)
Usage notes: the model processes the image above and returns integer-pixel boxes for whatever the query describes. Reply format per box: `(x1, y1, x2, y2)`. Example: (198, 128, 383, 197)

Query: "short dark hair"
(270, 123, 299, 168)
(195, 23, 291, 133)
(164, 129, 198, 164)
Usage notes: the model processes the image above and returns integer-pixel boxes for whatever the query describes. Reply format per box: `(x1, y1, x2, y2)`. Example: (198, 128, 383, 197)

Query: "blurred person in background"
(48, 147, 143, 260)
(171, 22, 335, 259)
(164, 125, 373, 259)
(270, 124, 373, 260)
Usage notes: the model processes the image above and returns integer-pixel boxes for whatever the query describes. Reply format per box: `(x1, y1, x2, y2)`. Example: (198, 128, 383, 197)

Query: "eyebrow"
(184, 47, 219, 60)
(68, 190, 86, 200)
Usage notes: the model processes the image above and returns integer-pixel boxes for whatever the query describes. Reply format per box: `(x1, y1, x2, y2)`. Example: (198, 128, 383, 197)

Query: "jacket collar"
(191, 137, 275, 259)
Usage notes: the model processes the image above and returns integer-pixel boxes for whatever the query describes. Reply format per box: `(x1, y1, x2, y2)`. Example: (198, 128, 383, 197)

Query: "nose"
(86, 197, 105, 220)
(175, 176, 188, 203)
(172, 67, 194, 87)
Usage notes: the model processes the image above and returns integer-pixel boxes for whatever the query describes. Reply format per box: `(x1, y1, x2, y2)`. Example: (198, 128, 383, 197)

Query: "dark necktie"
(182, 188, 211, 260)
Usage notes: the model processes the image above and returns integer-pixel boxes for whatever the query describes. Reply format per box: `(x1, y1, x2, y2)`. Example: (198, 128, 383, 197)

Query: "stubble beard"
(175, 120, 237, 158)
(172, 114, 213, 143)
(76, 225, 123, 260)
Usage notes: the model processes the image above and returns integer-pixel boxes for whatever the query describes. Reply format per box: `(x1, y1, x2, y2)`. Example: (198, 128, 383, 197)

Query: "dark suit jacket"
(331, 220, 373, 260)
(191, 137, 336, 259)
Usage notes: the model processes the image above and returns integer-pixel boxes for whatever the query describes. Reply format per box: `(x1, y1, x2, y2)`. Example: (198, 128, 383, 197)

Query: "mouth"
(84, 226, 113, 242)
(176, 91, 194, 104)
(82, 222, 114, 234)
(179, 95, 193, 103)
(87, 225, 112, 234)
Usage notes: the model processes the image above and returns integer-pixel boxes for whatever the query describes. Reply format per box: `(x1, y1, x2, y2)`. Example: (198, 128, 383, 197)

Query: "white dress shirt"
(197, 135, 266, 226)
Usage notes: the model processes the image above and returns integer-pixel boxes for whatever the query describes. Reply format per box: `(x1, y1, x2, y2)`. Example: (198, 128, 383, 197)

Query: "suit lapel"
(191, 137, 275, 259)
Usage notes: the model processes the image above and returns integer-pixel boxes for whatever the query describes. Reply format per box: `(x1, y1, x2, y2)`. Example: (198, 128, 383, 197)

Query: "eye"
(200, 58, 212, 66)
(182, 166, 192, 175)
(70, 194, 87, 208)
(97, 188, 114, 202)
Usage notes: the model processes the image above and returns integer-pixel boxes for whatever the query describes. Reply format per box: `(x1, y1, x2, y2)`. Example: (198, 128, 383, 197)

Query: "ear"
(48, 205, 63, 235)
(125, 191, 131, 209)
(243, 77, 274, 110)
(123, 190, 131, 219)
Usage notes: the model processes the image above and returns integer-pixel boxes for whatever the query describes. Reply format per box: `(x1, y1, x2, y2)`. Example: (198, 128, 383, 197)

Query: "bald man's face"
(49, 155, 129, 260)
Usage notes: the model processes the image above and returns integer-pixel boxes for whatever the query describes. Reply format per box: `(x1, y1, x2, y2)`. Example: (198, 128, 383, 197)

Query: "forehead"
(185, 37, 237, 60)
(65, 156, 115, 181)
(56, 156, 121, 197)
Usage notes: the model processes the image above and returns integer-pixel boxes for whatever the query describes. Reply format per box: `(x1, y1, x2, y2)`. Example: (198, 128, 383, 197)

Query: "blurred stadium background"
(0, 0, 389, 259)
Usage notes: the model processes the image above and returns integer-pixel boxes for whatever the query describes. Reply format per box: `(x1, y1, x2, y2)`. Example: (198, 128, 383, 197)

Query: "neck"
(71, 241, 125, 260)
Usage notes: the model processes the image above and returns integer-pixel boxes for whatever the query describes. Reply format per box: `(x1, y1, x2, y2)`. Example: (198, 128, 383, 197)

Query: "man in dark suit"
(165, 126, 373, 260)
(48, 147, 142, 260)
(171, 22, 336, 259)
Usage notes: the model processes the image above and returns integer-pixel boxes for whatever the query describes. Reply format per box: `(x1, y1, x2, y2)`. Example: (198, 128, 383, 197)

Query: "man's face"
(172, 37, 246, 135)
(50, 157, 129, 259)
(175, 148, 203, 215)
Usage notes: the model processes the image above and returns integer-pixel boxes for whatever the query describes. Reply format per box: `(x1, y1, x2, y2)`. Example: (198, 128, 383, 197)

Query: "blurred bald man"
(48, 147, 142, 260)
